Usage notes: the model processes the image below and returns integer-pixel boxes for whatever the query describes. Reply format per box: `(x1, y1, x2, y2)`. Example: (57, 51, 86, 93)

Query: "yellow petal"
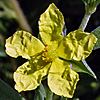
(14, 54, 51, 92)
(56, 30, 97, 61)
(5, 31, 45, 59)
(48, 58, 79, 98)
(39, 3, 64, 44)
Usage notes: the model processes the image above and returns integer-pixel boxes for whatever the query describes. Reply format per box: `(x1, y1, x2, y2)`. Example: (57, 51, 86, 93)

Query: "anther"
(42, 53, 45, 57)
(46, 57, 49, 61)
(42, 57, 46, 61)
(53, 50, 56, 53)
(45, 45, 48, 52)
(50, 56, 55, 60)
(42, 44, 57, 62)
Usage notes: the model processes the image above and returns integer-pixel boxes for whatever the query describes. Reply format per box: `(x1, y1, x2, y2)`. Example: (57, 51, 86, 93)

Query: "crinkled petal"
(5, 31, 44, 59)
(39, 3, 64, 44)
(14, 54, 51, 92)
(48, 58, 79, 98)
(56, 30, 97, 61)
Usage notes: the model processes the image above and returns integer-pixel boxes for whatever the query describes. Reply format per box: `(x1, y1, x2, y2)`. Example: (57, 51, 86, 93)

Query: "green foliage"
(0, 39, 6, 57)
(34, 83, 54, 100)
(92, 26, 100, 49)
(61, 97, 67, 100)
(82, 0, 96, 5)
(0, 79, 25, 100)
(34, 84, 46, 100)
(69, 59, 97, 79)
(0, 22, 7, 33)
(82, 0, 100, 15)
(0, 0, 16, 19)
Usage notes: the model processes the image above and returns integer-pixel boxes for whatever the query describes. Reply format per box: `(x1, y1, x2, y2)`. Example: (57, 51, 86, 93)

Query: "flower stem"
(9, 0, 32, 32)
(79, 13, 91, 31)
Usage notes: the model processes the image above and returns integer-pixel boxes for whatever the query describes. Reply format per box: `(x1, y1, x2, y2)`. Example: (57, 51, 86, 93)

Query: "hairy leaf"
(92, 26, 100, 49)
(34, 90, 44, 100)
(38, 83, 46, 98)
(34, 83, 46, 100)
(68, 59, 97, 79)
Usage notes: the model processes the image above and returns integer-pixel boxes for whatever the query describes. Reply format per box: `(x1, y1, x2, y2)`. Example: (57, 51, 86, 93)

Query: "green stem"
(79, 13, 91, 31)
(9, 0, 32, 32)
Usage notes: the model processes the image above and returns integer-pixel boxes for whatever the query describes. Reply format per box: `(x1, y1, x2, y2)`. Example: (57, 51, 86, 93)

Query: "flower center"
(42, 45, 57, 62)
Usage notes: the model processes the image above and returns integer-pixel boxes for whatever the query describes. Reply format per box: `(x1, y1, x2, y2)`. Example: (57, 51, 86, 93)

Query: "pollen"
(42, 52, 47, 56)
(42, 45, 57, 62)
(45, 45, 48, 52)
(50, 56, 55, 60)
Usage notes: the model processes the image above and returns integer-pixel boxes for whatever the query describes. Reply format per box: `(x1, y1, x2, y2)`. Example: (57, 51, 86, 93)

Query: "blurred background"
(0, 0, 100, 100)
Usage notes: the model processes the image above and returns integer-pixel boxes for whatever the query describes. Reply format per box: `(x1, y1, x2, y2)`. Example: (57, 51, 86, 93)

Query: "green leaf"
(34, 89, 44, 100)
(45, 88, 53, 100)
(82, 0, 88, 4)
(94, 0, 100, 7)
(68, 59, 97, 79)
(0, 37, 7, 57)
(0, 79, 25, 100)
(38, 83, 46, 98)
(0, 22, 7, 33)
(34, 83, 46, 100)
(43, 82, 53, 100)
(82, 0, 96, 6)
(61, 97, 67, 100)
(92, 26, 100, 50)
(82, 0, 97, 15)
(0, 51, 7, 57)
(0, 0, 16, 19)
(39, 3, 64, 45)
(5, 30, 44, 59)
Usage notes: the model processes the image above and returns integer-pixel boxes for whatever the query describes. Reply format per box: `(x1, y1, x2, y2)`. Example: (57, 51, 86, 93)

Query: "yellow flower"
(5, 3, 97, 98)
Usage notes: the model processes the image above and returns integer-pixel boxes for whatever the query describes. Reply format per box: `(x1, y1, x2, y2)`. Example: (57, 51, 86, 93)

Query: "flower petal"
(14, 57, 51, 92)
(39, 3, 64, 44)
(48, 58, 79, 98)
(56, 30, 97, 61)
(5, 31, 44, 59)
